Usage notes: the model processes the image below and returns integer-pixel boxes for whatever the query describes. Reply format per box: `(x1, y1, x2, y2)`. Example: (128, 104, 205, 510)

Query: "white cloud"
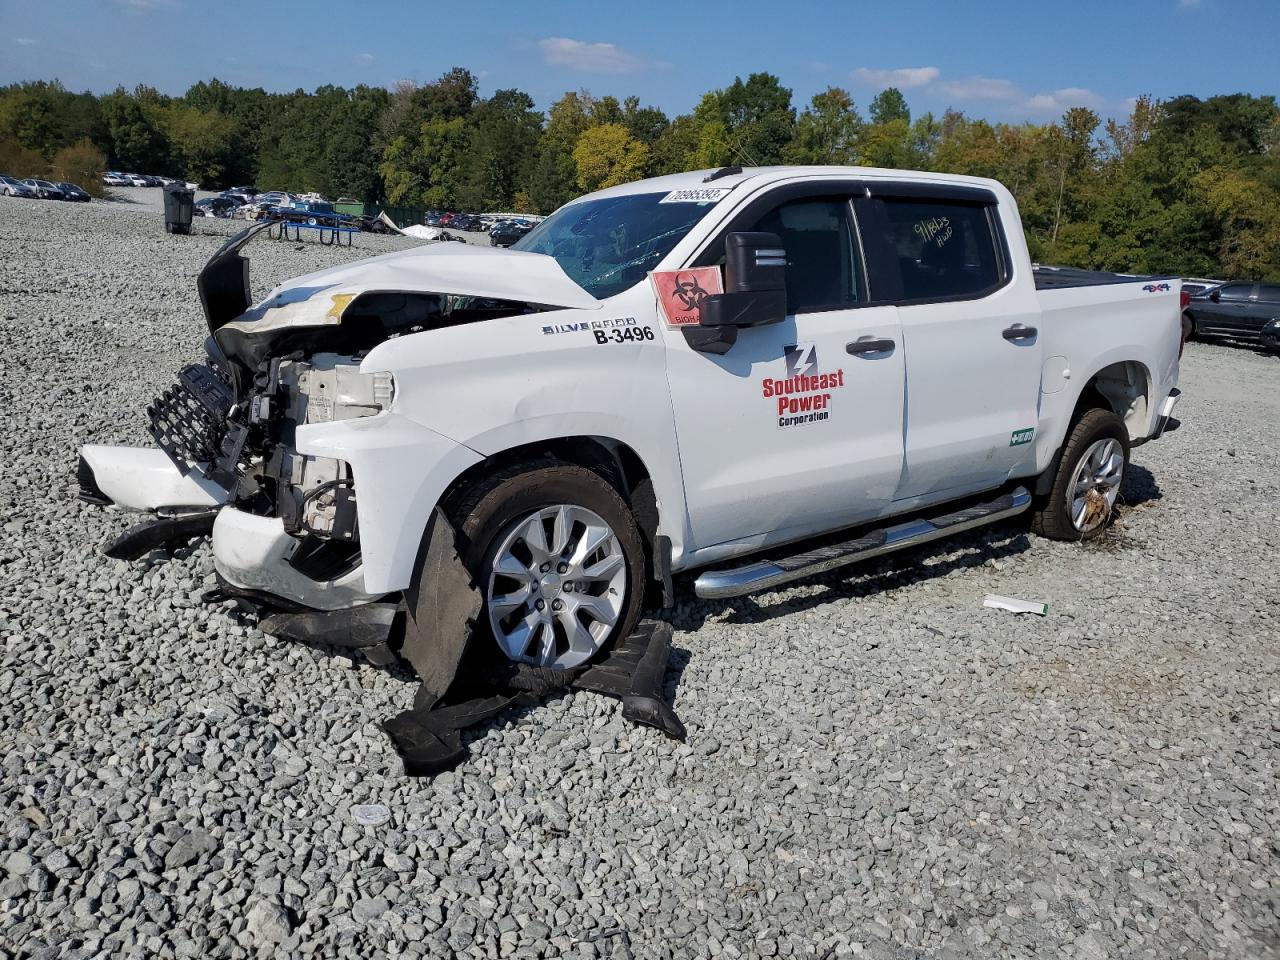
(538, 37, 650, 73)
(851, 66, 940, 89)
(1025, 87, 1104, 113)
(939, 75, 1022, 102)
(15, 36, 36, 45)
(355, 52, 375, 63)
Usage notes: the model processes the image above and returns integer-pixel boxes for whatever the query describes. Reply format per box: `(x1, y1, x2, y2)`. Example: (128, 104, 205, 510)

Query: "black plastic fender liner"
(103, 511, 218, 561)
(384, 619, 686, 777)
(400, 507, 484, 704)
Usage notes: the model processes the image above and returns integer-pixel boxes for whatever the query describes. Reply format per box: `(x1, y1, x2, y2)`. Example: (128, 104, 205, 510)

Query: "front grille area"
(147, 363, 242, 484)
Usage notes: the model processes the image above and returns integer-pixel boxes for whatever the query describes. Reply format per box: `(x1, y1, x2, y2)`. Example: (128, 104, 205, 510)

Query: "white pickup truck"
(79, 165, 1183, 674)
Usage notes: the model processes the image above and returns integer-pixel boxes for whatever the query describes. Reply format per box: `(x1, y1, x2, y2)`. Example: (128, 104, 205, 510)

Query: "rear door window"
(1256, 284, 1280, 303)
(878, 198, 1003, 301)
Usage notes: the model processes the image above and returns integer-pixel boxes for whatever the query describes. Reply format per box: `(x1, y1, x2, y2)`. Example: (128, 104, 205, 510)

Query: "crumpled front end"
(78, 221, 550, 611)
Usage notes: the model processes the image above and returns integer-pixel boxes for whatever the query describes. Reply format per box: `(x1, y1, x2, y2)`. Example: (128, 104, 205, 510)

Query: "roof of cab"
(574, 165, 1008, 204)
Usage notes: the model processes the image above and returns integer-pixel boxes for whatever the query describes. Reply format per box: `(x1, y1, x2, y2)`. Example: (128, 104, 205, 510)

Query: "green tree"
(99, 88, 169, 173)
(785, 87, 862, 164)
(869, 87, 910, 125)
(572, 123, 649, 192)
(460, 89, 542, 210)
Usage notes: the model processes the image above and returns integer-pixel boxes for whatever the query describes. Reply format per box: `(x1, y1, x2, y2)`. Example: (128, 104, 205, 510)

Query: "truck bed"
(1032, 265, 1174, 290)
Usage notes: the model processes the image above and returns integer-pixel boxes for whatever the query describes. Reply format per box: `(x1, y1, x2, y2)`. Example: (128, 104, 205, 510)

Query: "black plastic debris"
(103, 511, 217, 560)
(385, 619, 686, 777)
(259, 603, 403, 666)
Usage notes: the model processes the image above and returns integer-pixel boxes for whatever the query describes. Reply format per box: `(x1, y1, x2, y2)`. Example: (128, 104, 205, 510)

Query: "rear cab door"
(856, 181, 1043, 503)
(662, 178, 905, 555)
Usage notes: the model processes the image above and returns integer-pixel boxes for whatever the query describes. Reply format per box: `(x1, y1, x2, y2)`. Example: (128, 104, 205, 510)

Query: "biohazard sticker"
(650, 267, 723, 327)
(761, 342, 846, 429)
(658, 187, 732, 204)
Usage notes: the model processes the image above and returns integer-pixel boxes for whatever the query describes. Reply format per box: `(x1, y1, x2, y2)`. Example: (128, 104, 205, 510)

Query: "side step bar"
(694, 487, 1032, 600)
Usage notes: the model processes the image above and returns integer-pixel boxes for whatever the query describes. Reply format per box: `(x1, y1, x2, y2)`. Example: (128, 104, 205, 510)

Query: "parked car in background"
(275, 200, 349, 229)
(126, 175, 150, 187)
(449, 214, 481, 231)
(222, 186, 258, 204)
(56, 182, 91, 202)
(424, 212, 444, 226)
(1185, 282, 1280, 348)
(21, 179, 66, 200)
(195, 197, 242, 218)
(1, 175, 39, 197)
(103, 172, 129, 187)
(489, 219, 534, 247)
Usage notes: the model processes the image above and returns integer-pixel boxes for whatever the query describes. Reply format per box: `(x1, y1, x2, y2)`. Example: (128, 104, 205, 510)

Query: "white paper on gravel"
(983, 594, 1049, 616)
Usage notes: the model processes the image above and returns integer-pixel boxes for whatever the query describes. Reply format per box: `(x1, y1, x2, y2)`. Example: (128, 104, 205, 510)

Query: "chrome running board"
(693, 487, 1032, 600)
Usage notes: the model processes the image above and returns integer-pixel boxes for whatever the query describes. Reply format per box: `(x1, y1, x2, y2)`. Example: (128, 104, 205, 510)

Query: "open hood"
(199, 222, 600, 338)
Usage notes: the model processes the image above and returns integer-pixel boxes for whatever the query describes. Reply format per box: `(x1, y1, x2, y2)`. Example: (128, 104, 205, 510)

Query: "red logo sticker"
(650, 267, 723, 327)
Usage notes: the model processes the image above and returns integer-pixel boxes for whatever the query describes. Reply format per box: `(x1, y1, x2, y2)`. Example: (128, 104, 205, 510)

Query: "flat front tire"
(450, 460, 646, 670)
(1031, 408, 1130, 541)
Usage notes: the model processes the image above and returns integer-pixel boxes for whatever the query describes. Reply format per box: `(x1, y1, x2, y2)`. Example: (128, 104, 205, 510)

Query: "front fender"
(295, 414, 483, 594)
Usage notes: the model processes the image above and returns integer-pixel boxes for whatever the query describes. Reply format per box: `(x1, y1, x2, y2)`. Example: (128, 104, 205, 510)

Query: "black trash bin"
(163, 182, 195, 235)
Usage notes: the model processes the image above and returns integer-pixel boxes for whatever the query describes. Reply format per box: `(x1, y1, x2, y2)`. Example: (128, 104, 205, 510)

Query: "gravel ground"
(1, 195, 1277, 960)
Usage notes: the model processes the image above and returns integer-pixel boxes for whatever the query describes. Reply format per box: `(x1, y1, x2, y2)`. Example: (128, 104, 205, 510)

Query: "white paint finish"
(80, 445, 229, 511)
(664, 305, 905, 550)
(293, 413, 484, 595)
(1032, 278, 1181, 462)
(211, 507, 378, 610)
(893, 282, 1044, 501)
(1041, 355, 1070, 395)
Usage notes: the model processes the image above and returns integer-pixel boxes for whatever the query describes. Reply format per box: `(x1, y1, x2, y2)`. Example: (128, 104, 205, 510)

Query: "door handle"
(846, 337, 895, 356)
(1003, 324, 1038, 341)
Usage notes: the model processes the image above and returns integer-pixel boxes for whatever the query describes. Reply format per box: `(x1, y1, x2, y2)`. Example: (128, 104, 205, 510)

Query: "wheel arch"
(1072, 358, 1152, 441)
(1034, 358, 1150, 497)
(438, 435, 672, 604)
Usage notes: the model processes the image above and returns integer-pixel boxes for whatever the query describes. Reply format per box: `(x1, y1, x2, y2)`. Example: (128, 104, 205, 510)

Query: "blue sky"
(2, 0, 1276, 123)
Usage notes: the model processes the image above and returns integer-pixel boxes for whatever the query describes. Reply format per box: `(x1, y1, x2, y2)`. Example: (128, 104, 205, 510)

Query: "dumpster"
(163, 183, 195, 235)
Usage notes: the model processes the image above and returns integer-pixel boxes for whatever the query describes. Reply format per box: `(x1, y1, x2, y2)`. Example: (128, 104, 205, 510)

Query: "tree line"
(1, 71, 1277, 279)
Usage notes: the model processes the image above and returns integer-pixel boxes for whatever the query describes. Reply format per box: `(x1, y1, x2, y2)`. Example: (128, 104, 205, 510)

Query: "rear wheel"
(1031, 408, 1130, 541)
(1181, 313, 1194, 343)
(451, 461, 646, 669)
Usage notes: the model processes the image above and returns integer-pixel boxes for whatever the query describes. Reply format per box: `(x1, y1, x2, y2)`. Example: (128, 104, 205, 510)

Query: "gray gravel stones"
(1, 193, 1278, 958)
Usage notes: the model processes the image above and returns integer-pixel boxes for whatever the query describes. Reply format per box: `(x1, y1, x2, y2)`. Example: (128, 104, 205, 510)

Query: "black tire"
(1181, 313, 1194, 343)
(448, 459, 647, 666)
(1031, 408, 1130, 541)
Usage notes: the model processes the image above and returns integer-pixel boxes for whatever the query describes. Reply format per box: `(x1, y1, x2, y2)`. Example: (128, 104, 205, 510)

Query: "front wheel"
(1031, 408, 1130, 541)
(451, 461, 646, 669)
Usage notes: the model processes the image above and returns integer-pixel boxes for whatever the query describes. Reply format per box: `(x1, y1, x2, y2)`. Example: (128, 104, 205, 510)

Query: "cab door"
(663, 189, 905, 552)
(859, 185, 1043, 503)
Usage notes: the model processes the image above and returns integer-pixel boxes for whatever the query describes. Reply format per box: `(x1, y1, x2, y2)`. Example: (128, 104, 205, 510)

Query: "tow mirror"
(685, 232, 788, 354)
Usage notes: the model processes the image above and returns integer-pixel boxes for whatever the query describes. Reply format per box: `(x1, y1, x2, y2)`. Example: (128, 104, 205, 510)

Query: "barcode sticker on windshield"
(659, 187, 733, 204)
